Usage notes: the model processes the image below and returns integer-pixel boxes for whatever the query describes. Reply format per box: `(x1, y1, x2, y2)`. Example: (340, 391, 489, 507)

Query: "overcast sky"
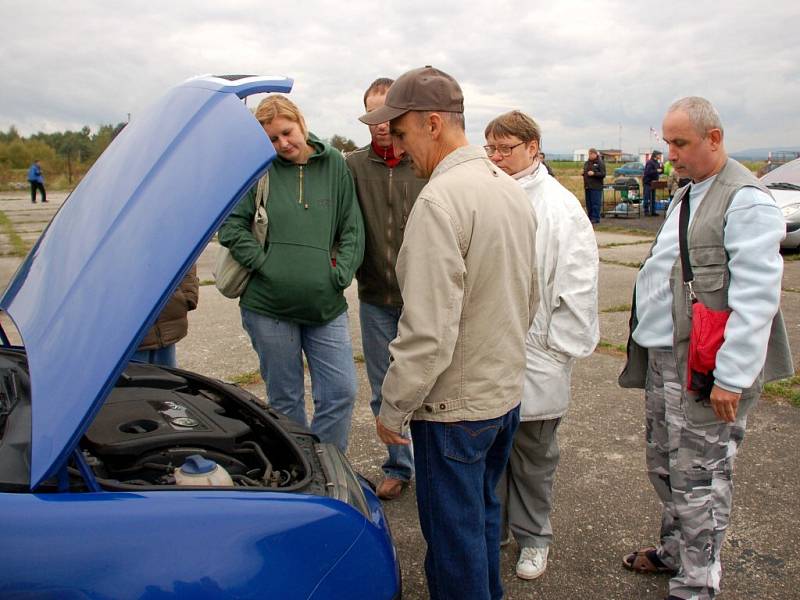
(1, 0, 798, 155)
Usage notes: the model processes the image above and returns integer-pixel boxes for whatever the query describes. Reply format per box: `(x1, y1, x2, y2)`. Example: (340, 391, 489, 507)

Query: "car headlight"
(781, 203, 800, 221)
(315, 442, 370, 517)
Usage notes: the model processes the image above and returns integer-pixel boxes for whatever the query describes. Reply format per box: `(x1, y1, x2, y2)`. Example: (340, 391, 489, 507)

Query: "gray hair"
(667, 96, 724, 137)
(418, 110, 465, 132)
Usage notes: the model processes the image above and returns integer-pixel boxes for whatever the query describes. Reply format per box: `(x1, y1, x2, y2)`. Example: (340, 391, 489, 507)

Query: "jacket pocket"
(682, 381, 761, 427)
(259, 242, 338, 319)
(444, 420, 500, 464)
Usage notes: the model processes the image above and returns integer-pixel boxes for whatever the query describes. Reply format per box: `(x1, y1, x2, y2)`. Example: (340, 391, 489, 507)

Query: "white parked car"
(761, 157, 800, 250)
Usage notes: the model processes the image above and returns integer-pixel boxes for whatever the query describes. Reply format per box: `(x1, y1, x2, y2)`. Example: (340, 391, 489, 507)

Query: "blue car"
(613, 161, 644, 177)
(0, 75, 401, 599)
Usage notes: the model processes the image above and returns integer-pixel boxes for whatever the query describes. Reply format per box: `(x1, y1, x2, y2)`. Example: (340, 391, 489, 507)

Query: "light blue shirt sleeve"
(714, 187, 785, 393)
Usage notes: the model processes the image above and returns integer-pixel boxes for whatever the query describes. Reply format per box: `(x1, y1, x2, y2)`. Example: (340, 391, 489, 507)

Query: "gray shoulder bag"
(213, 172, 269, 298)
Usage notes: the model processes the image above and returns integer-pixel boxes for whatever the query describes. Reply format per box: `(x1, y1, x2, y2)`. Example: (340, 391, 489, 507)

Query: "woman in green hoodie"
(219, 95, 364, 453)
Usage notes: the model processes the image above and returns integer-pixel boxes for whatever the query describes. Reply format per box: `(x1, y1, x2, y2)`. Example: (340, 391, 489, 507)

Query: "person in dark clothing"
(132, 265, 199, 367)
(642, 150, 663, 216)
(27, 160, 46, 204)
(539, 152, 555, 177)
(582, 149, 605, 223)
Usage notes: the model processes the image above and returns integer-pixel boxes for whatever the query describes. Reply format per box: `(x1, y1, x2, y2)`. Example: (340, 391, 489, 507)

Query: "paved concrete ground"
(1, 191, 798, 599)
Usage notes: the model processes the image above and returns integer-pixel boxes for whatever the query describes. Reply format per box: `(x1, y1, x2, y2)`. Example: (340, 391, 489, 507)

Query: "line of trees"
(0, 123, 127, 188)
(0, 124, 357, 189)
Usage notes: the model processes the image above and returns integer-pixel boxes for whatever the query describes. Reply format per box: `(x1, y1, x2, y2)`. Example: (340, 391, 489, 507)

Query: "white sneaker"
(516, 546, 548, 580)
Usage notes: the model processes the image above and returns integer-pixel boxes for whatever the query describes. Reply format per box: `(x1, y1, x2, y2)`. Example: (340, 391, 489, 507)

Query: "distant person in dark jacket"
(539, 152, 555, 177)
(27, 160, 46, 204)
(642, 150, 663, 216)
(582, 149, 605, 223)
(132, 265, 199, 367)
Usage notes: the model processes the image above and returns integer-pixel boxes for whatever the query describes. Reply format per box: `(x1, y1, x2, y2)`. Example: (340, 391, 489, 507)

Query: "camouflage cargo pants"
(645, 348, 749, 600)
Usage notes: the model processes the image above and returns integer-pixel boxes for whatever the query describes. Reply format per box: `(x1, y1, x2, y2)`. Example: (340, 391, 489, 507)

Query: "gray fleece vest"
(619, 159, 794, 403)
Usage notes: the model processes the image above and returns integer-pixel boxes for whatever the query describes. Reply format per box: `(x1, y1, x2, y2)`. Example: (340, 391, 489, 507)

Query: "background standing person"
(642, 149, 663, 215)
(218, 95, 364, 454)
(346, 77, 427, 500)
(132, 265, 198, 367)
(619, 96, 793, 600)
(361, 66, 538, 600)
(27, 160, 46, 203)
(539, 151, 554, 176)
(484, 110, 599, 581)
(582, 148, 604, 223)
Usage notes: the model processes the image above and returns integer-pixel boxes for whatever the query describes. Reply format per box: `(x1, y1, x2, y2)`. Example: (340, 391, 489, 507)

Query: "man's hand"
(710, 385, 741, 423)
(376, 416, 411, 446)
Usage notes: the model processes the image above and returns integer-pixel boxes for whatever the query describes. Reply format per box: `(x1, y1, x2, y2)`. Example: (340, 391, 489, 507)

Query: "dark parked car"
(614, 161, 644, 177)
(0, 75, 401, 599)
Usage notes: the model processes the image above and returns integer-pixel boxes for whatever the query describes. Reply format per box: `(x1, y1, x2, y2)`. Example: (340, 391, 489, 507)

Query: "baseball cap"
(359, 65, 464, 125)
(652, 149, 662, 156)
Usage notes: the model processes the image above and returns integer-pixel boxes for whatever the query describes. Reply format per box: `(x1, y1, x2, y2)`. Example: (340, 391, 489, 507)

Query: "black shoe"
(31, 200, 36, 204)
(42, 200, 48, 203)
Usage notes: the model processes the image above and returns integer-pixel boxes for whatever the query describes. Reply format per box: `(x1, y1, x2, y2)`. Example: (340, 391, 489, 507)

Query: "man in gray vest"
(619, 96, 793, 600)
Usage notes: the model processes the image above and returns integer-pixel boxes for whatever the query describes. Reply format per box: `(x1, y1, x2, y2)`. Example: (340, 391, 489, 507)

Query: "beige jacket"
(379, 145, 538, 433)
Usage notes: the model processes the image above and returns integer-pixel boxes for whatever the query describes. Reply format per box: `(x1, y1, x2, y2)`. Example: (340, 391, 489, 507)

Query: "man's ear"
(707, 128, 723, 150)
(428, 112, 444, 139)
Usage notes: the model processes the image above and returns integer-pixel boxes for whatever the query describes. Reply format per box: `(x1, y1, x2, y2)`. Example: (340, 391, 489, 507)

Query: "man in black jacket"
(643, 149, 663, 216)
(582, 148, 605, 223)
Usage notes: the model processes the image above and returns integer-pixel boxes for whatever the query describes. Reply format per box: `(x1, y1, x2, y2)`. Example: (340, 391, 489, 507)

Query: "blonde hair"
(255, 94, 308, 139)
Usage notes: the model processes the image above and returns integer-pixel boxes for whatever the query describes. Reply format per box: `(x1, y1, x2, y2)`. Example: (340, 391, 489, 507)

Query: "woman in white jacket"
(484, 111, 600, 581)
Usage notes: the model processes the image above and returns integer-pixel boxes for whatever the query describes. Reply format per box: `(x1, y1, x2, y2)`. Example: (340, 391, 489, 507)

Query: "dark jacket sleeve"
(331, 164, 365, 290)
(180, 264, 199, 311)
(217, 186, 268, 272)
(596, 159, 606, 178)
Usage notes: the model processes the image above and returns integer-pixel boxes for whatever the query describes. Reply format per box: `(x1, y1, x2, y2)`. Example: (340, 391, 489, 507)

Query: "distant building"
(574, 148, 624, 162)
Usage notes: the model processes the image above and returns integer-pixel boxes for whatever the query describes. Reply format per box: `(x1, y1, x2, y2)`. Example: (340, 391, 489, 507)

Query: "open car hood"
(0, 74, 293, 488)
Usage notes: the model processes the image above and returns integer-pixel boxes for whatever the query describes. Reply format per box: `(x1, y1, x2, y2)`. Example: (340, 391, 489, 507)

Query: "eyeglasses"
(483, 142, 525, 157)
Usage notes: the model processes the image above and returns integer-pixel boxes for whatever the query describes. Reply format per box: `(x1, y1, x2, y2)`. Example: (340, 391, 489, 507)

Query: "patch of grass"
(598, 239, 654, 249)
(594, 224, 655, 237)
(600, 257, 641, 269)
(0, 210, 29, 256)
(784, 287, 800, 293)
(199, 279, 215, 286)
(601, 304, 631, 313)
(783, 253, 800, 262)
(353, 352, 365, 363)
(595, 339, 627, 355)
(229, 370, 262, 386)
(763, 376, 800, 407)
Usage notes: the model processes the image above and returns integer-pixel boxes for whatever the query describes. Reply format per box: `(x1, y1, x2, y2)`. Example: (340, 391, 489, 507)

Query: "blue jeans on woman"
(241, 307, 358, 453)
(359, 302, 414, 482)
(411, 406, 520, 600)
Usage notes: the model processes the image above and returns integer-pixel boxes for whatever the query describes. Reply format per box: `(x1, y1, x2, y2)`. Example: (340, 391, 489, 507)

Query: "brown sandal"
(622, 546, 676, 574)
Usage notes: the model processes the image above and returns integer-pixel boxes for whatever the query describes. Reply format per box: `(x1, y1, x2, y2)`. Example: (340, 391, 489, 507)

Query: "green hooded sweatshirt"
(218, 134, 364, 326)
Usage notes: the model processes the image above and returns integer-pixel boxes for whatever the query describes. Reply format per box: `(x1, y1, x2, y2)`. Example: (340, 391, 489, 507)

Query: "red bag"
(686, 302, 730, 396)
(677, 186, 731, 399)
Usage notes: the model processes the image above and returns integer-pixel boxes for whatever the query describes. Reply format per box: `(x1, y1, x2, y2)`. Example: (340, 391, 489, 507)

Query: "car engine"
(79, 363, 321, 491)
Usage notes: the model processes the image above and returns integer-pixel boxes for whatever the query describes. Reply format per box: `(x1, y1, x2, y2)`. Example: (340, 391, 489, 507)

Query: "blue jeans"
(643, 182, 656, 215)
(131, 345, 177, 367)
(360, 302, 414, 481)
(584, 188, 602, 223)
(240, 307, 357, 453)
(411, 406, 520, 600)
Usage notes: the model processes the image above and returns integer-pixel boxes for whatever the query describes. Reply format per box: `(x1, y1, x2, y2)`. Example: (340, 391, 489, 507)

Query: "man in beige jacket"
(360, 66, 537, 600)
